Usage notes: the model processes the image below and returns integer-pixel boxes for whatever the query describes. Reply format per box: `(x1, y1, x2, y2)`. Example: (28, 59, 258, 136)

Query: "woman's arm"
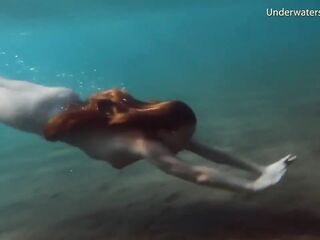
(132, 139, 284, 192)
(186, 140, 296, 175)
(186, 140, 264, 175)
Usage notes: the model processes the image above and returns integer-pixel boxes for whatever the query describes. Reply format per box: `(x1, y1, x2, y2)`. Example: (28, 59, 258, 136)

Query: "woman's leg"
(0, 77, 52, 93)
(0, 87, 16, 125)
(0, 77, 81, 135)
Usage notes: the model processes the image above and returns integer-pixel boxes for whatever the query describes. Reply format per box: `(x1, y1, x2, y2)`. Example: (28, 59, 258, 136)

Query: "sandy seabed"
(0, 92, 320, 240)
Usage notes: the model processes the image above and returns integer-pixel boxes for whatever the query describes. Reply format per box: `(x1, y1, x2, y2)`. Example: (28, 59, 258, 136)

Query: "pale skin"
(0, 77, 296, 192)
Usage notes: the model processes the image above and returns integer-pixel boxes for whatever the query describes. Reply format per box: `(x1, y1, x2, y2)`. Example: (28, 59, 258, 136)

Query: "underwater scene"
(0, 0, 320, 239)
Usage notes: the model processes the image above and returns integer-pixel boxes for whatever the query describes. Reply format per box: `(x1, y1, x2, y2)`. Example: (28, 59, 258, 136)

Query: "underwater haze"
(0, 1, 320, 239)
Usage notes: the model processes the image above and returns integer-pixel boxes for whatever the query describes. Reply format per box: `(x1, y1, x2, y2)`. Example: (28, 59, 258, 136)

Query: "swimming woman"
(0, 77, 296, 192)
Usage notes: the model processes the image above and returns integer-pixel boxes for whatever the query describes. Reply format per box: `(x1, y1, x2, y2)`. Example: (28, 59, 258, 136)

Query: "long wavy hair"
(44, 89, 197, 141)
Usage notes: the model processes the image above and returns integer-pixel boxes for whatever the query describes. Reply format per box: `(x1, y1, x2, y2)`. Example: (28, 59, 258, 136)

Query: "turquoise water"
(1, 1, 320, 239)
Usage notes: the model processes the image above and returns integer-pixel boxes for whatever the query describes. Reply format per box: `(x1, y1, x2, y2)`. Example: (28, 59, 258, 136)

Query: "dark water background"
(0, 1, 320, 239)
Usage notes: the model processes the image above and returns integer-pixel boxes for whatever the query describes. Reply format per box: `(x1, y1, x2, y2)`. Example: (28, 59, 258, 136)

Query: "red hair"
(44, 89, 197, 141)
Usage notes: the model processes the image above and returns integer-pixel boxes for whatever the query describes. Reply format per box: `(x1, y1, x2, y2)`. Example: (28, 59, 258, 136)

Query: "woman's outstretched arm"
(133, 139, 286, 192)
(186, 140, 296, 175)
(186, 141, 264, 175)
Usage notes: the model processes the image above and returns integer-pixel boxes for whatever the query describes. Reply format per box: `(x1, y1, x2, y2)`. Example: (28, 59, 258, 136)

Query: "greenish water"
(0, 1, 320, 239)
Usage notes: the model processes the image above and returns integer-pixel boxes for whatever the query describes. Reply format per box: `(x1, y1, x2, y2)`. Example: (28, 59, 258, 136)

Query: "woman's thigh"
(0, 81, 80, 135)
